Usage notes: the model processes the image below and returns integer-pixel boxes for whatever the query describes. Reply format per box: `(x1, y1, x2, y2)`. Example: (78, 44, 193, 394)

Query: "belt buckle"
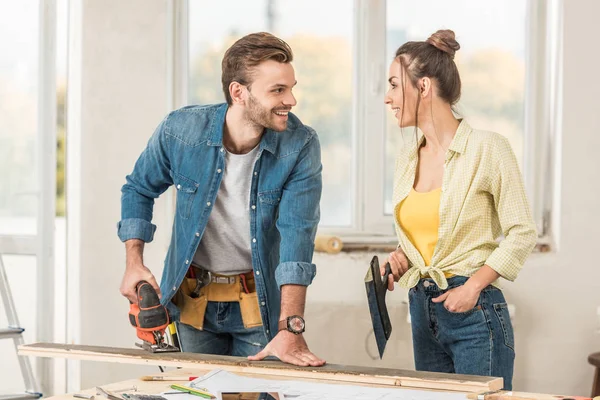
(214, 276, 234, 284)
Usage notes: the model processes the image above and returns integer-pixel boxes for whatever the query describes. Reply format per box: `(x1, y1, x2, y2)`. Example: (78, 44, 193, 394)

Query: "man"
(117, 32, 324, 367)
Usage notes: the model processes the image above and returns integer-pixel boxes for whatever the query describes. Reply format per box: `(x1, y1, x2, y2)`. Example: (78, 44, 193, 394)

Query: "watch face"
(289, 316, 305, 333)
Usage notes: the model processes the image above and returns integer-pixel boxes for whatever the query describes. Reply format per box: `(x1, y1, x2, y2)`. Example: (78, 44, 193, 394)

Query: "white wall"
(68, 0, 600, 396)
(71, 0, 173, 389)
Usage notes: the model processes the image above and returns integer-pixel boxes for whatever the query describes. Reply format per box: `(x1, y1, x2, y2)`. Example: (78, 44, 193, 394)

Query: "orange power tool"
(128, 280, 179, 353)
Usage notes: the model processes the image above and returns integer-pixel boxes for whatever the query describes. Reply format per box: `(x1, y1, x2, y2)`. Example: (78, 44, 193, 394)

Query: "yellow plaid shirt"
(393, 120, 537, 289)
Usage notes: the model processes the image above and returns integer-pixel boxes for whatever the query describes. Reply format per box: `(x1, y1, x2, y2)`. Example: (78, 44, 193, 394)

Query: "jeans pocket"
(447, 304, 482, 316)
(493, 302, 515, 351)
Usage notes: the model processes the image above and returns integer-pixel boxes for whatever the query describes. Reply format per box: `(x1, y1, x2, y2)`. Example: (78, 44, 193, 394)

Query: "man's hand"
(380, 247, 409, 291)
(431, 284, 480, 313)
(248, 331, 326, 367)
(121, 239, 161, 303)
(120, 263, 161, 303)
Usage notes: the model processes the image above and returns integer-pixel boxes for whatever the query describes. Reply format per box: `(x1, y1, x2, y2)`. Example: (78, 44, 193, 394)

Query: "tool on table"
(128, 280, 179, 353)
(122, 395, 168, 400)
(467, 390, 593, 400)
(364, 255, 393, 359)
(73, 394, 94, 399)
(170, 384, 215, 399)
(112, 386, 137, 393)
(140, 375, 198, 381)
(96, 387, 123, 400)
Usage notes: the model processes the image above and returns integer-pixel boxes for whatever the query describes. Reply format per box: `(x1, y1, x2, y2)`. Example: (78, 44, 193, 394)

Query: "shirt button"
(172, 286, 177, 291)
(252, 238, 256, 243)
(185, 260, 189, 264)
(217, 169, 222, 173)
(256, 270, 260, 275)
(251, 205, 256, 210)
(254, 172, 257, 176)
(266, 329, 269, 334)
(176, 184, 181, 190)
(423, 281, 430, 288)
(261, 301, 265, 306)
(220, 148, 224, 152)
(195, 232, 200, 237)
(207, 202, 211, 206)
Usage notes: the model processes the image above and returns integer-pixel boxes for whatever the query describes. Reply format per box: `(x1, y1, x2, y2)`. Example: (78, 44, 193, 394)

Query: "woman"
(382, 30, 536, 390)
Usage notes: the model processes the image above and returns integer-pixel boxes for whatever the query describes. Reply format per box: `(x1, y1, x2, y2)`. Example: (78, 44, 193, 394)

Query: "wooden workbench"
(19, 343, 577, 400)
(18, 343, 502, 392)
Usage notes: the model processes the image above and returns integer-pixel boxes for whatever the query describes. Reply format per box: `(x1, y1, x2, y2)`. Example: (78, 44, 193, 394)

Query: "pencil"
(170, 384, 214, 399)
(140, 375, 198, 381)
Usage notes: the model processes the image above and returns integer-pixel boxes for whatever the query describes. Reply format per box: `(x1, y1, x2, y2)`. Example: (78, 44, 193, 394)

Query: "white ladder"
(0, 256, 42, 400)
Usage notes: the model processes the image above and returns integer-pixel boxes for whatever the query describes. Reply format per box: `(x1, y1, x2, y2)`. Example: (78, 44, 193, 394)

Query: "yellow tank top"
(396, 187, 441, 266)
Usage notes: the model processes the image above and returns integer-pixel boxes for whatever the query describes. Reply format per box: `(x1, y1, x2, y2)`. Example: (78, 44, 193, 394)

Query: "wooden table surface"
(48, 367, 467, 400)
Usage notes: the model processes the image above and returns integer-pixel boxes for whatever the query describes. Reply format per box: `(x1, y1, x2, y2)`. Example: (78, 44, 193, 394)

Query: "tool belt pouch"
(174, 277, 208, 330)
(239, 291, 263, 329)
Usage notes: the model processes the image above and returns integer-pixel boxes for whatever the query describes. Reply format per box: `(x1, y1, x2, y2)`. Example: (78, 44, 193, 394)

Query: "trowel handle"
(382, 262, 392, 283)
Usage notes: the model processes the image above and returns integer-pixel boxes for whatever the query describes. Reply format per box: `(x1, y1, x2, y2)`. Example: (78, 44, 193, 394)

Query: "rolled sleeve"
(118, 115, 173, 244)
(486, 241, 532, 281)
(275, 261, 317, 288)
(486, 136, 537, 281)
(275, 129, 322, 288)
(117, 218, 157, 243)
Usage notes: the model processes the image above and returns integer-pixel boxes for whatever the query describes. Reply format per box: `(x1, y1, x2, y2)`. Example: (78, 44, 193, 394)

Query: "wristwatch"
(278, 315, 305, 335)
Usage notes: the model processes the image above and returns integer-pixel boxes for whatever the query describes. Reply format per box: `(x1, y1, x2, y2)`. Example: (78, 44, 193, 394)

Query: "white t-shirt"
(192, 145, 259, 275)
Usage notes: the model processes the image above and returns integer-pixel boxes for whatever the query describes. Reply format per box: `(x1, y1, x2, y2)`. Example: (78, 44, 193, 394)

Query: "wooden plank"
(18, 343, 502, 392)
(467, 390, 593, 400)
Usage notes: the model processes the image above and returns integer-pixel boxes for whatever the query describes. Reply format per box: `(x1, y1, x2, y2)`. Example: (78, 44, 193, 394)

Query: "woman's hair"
(394, 29, 461, 135)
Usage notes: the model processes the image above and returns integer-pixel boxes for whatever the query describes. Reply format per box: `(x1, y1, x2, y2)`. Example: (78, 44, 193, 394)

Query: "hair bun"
(427, 30, 460, 59)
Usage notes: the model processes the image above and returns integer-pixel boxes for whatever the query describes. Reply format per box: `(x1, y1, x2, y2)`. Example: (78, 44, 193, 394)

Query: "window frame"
(176, 0, 560, 247)
(0, 0, 60, 394)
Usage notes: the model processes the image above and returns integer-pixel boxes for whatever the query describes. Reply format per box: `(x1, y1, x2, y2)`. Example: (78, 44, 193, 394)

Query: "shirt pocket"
(258, 189, 282, 231)
(172, 171, 199, 220)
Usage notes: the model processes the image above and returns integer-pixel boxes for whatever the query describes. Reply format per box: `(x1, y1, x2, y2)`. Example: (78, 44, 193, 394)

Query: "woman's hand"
(433, 266, 499, 312)
(380, 247, 409, 291)
(432, 283, 480, 313)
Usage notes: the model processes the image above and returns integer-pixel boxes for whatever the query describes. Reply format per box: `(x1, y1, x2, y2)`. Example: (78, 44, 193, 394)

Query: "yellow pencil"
(170, 384, 215, 399)
(140, 375, 198, 381)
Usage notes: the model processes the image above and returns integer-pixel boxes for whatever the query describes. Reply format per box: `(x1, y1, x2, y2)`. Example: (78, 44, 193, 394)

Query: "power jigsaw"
(128, 280, 179, 353)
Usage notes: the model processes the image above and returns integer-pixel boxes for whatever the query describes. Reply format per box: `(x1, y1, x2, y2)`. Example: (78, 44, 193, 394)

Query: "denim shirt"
(117, 103, 322, 340)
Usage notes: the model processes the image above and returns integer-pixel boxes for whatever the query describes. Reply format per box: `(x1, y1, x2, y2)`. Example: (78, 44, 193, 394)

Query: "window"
(183, 0, 556, 242)
(0, 0, 68, 394)
(187, 1, 354, 227)
(384, 1, 527, 215)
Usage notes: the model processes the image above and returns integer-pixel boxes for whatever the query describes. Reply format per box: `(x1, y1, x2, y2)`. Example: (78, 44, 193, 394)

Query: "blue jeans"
(409, 276, 515, 389)
(176, 301, 268, 357)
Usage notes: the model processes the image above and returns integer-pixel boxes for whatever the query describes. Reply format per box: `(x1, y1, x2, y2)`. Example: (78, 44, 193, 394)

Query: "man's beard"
(246, 91, 288, 132)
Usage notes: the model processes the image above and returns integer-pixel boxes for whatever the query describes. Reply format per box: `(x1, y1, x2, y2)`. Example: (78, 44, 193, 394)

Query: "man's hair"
(221, 32, 294, 105)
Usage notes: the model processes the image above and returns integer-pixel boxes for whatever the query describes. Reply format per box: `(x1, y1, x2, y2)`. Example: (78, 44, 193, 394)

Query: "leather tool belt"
(172, 264, 262, 331)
